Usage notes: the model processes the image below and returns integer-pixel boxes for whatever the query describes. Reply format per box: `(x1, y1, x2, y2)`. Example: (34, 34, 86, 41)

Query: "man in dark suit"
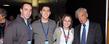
(73, 8, 102, 44)
(3, 2, 32, 44)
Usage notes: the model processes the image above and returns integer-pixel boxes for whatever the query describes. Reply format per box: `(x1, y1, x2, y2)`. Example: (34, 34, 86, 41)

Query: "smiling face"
(40, 6, 51, 20)
(78, 11, 88, 24)
(63, 16, 72, 28)
(20, 4, 32, 20)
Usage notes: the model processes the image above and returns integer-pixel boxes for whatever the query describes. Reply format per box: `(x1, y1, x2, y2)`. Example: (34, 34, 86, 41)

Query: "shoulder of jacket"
(71, 28, 74, 33)
(49, 19, 56, 23)
(32, 20, 40, 24)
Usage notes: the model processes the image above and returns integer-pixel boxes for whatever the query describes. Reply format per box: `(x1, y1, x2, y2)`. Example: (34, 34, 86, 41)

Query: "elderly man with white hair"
(73, 8, 103, 44)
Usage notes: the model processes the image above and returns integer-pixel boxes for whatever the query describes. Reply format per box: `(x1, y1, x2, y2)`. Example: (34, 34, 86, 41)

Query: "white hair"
(75, 8, 88, 19)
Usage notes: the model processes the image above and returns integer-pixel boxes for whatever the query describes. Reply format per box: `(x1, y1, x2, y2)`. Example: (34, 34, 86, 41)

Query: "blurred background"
(107, 0, 109, 44)
(0, 0, 106, 44)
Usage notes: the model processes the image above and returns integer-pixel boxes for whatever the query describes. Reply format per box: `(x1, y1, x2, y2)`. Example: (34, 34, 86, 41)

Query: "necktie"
(81, 24, 86, 44)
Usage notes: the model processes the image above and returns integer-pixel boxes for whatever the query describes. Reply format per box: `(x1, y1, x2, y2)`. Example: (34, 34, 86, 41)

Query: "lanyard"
(40, 20, 49, 40)
(62, 27, 70, 44)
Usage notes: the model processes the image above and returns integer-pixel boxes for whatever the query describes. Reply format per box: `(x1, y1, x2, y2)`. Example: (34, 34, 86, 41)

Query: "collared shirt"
(24, 19, 32, 30)
(80, 20, 89, 42)
(24, 19, 28, 25)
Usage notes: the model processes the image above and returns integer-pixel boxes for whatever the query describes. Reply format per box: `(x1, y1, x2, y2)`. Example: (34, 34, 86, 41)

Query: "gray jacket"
(3, 15, 32, 44)
(32, 19, 56, 44)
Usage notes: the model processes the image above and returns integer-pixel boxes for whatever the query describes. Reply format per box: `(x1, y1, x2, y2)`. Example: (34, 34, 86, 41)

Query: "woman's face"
(63, 16, 71, 28)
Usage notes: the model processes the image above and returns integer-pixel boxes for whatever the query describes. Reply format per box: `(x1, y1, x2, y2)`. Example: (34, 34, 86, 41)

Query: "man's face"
(78, 12, 88, 24)
(20, 4, 32, 19)
(40, 6, 51, 19)
(0, 15, 5, 23)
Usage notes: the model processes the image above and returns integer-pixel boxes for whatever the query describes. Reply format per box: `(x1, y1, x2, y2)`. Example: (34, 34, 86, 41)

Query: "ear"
(39, 11, 42, 17)
(49, 11, 51, 15)
(40, 10, 42, 14)
(86, 13, 88, 18)
(20, 8, 22, 13)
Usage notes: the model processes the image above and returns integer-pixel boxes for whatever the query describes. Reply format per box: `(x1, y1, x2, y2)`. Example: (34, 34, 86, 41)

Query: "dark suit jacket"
(32, 19, 56, 44)
(3, 15, 32, 44)
(73, 22, 102, 44)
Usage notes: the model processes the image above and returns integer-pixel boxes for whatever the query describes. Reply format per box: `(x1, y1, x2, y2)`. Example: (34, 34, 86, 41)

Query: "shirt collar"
(82, 19, 89, 26)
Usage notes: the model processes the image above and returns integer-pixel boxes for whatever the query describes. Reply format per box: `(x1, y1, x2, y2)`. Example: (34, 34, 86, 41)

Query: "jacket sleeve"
(53, 27, 62, 44)
(53, 28, 58, 44)
(3, 24, 16, 44)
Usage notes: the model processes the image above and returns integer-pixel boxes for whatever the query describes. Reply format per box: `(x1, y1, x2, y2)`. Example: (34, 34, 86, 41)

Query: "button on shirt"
(80, 20, 89, 42)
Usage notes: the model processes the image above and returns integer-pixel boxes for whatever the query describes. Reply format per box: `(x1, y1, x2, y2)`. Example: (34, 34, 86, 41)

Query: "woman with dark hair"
(53, 14, 74, 44)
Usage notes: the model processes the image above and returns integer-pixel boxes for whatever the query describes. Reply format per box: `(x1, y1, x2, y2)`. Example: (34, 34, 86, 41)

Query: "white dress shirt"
(80, 20, 89, 42)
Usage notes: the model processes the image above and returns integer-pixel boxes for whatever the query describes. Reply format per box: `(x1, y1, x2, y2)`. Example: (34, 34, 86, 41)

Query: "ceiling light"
(3, 4, 10, 6)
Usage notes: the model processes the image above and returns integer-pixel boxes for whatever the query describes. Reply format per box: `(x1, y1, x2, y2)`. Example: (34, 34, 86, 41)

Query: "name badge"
(45, 40, 49, 44)
(27, 41, 31, 44)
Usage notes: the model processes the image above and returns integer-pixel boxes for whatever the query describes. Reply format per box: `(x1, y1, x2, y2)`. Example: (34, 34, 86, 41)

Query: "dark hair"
(20, 2, 32, 9)
(60, 14, 73, 29)
(38, 4, 51, 12)
(0, 8, 7, 16)
(38, 4, 51, 18)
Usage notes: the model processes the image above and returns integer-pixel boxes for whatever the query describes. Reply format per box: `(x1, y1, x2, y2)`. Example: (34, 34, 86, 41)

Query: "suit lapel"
(38, 20, 45, 42)
(48, 20, 53, 42)
(87, 22, 94, 44)
(76, 25, 81, 44)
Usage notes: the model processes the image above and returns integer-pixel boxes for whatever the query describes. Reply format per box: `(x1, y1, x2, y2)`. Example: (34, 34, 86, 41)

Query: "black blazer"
(73, 22, 102, 44)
